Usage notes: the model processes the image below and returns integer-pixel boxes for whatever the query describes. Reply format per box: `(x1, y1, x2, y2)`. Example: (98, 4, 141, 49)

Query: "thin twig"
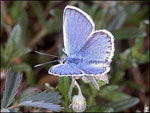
(68, 77, 75, 101)
(74, 79, 82, 96)
(7, 104, 20, 109)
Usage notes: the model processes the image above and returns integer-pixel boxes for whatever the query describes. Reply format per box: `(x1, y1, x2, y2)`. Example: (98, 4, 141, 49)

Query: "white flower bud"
(72, 94, 86, 112)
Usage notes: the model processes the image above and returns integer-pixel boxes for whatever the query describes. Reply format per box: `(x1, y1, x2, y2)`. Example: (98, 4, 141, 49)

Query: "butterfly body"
(49, 5, 115, 77)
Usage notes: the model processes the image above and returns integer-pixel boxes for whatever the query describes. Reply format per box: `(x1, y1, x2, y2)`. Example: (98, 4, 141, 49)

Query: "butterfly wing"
(79, 64, 110, 75)
(75, 30, 114, 76)
(77, 30, 115, 63)
(49, 63, 84, 76)
(63, 5, 95, 56)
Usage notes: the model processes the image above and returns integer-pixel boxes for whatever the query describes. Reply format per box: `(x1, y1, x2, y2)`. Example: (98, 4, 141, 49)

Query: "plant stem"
(74, 79, 82, 96)
(7, 104, 20, 109)
(68, 78, 75, 101)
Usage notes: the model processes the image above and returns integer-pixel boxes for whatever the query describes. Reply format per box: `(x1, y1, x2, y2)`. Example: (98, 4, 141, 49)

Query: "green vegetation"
(1, 1, 149, 112)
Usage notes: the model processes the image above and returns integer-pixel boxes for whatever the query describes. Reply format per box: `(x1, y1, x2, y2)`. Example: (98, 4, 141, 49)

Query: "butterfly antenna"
(34, 60, 59, 68)
(35, 51, 59, 58)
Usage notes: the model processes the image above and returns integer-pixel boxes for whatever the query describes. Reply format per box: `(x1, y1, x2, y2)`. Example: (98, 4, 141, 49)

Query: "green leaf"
(1, 46, 6, 67)
(2, 108, 10, 112)
(12, 63, 35, 86)
(30, 2, 46, 28)
(1, 46, 4, 55)
(9, 108, 19, 112)
(18, 2, 29, 45)
(107, 11, 127, 30)
(20, 90, 63, 112)
(20, 87, 34, 99)
(58, 77, 70, 103)
(100, 85, 119, 94)
(86, 106, 113, 112)
(12, 63, 32, 72)
(50, 8, 63, 20)
(1, 69, 22, 108)
(108, 97, 139, 112)
(107, 3, 140, 30)
(10, 2, 23, 20)
(11, 47, 31, 59)
(112, 27, 146, 40)
(100, 91, 130, 102)
(111, 71, 125, 83)
(120, 80, 145, 92)
(4, 41, 13, 60)
(126, 5, 148, 26)
(20, 90, 62, 104)
(19, 101, 63, 112)
(97, 80, 107, 87)
(48, 8, 63, 33)
(78, 2, 92, 15)
(48, 20, 62, 33)
(7, 25, 22, 48)
(132, 37, 145, 50)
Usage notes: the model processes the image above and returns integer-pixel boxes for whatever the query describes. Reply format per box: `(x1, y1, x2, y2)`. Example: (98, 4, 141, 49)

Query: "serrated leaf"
(12, 63, 35, 86)
(20, 90, 62, 104)
(58, 77, 70, 103)
(19, 101, 63, 112)
(20, 87, 34, 99)
(2, 108, 10, 112)
(108, 97, 139, 112)
(1, 69, 22, 108)
(9, 108, 19, 112)
(20, 90, 63, 112)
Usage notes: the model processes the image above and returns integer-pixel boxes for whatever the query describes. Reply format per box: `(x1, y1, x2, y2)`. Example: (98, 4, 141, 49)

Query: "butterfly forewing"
(63, 6, 95, 56)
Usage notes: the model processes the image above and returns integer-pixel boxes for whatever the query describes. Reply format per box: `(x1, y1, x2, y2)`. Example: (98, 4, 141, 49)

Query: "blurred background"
(1, 1, 149, 112)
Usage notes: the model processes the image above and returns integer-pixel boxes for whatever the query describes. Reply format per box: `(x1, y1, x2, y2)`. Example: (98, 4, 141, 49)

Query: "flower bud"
(72, 94, 86, 112)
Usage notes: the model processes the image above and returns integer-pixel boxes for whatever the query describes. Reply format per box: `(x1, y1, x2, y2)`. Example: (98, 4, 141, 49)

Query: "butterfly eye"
(61, 58, 66, 64)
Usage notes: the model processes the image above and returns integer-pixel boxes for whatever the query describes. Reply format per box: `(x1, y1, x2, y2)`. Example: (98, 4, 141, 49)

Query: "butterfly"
(49, 5, 115, 81)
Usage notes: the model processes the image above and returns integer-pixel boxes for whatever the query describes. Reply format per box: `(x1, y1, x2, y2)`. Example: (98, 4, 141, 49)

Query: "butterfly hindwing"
(79, 65, 110, 75)
(78, 30, 115, 63)
(49, 63, 83, 76)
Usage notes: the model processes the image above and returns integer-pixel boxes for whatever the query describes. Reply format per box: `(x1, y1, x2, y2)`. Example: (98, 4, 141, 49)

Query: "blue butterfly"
(49, 5, 115, 78)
